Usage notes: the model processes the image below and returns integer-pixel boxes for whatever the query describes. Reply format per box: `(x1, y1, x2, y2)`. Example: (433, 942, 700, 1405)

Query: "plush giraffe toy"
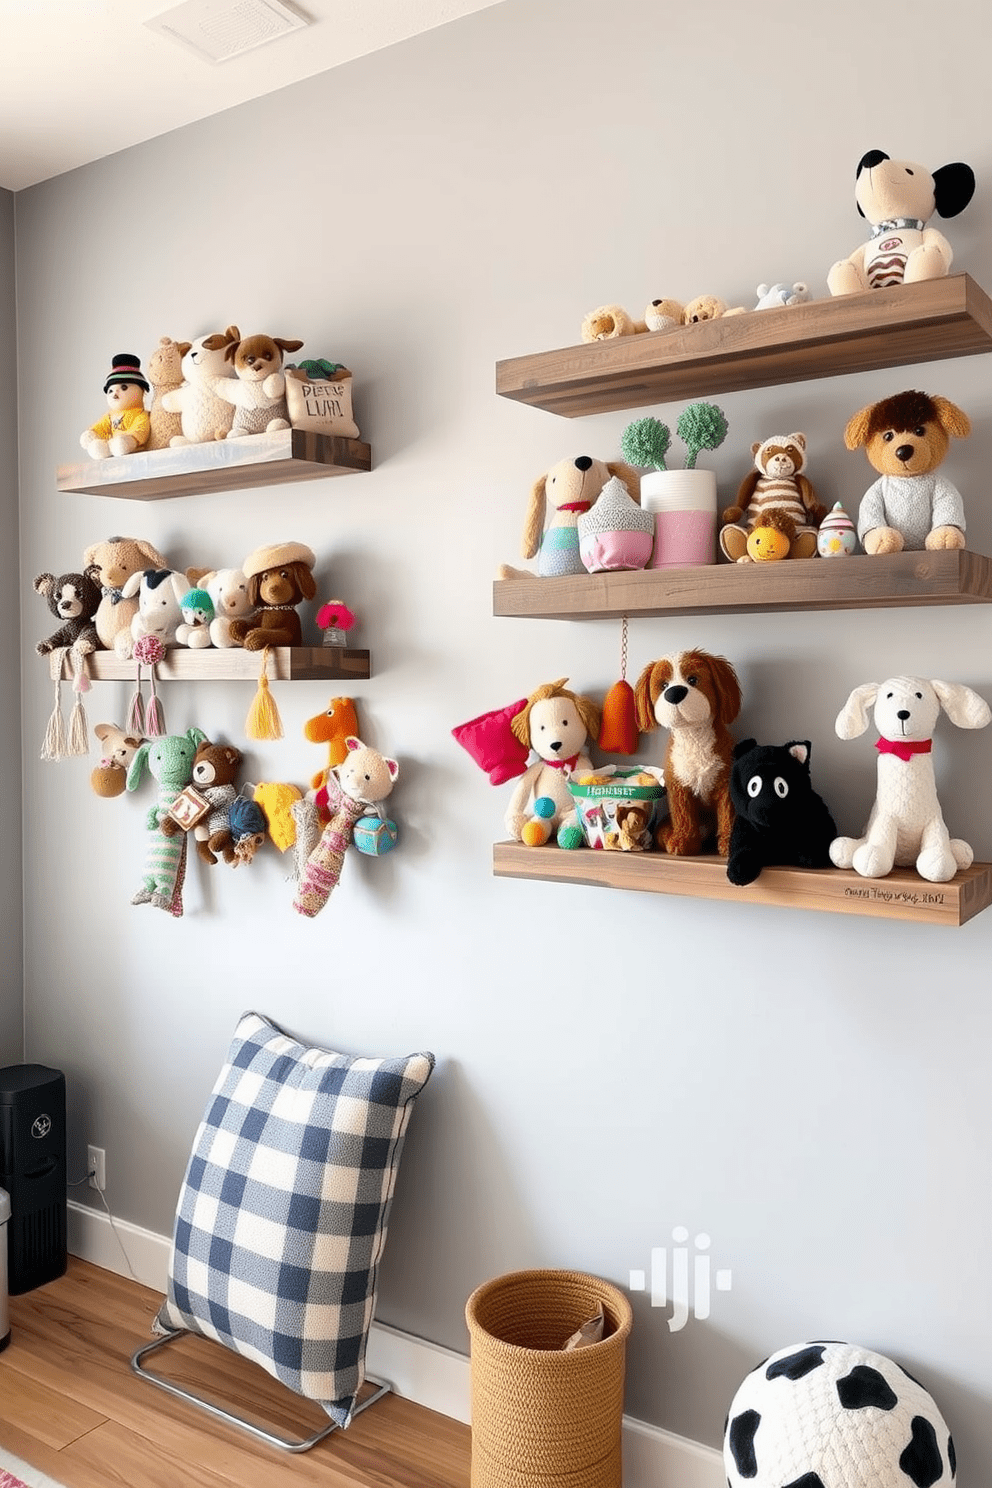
(294, 737, 398, 918)
(126, 729, 207, 916)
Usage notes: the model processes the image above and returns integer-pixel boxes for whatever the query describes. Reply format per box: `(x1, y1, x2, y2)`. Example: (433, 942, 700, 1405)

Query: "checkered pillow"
(156, 1011, 434, 1426)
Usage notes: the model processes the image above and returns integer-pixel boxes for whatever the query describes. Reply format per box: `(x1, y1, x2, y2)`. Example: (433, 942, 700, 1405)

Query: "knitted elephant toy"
(126, 728, 207, 915)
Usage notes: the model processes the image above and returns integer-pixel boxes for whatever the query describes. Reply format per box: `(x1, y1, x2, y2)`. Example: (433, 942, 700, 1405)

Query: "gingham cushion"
(156, 1011, 434, 1426)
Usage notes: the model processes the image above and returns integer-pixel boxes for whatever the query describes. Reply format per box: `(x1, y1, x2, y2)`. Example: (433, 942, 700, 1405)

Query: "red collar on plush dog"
(543, 753, 581, 771)
(876, 736, 933, 761)
(558, 500, 592, 513)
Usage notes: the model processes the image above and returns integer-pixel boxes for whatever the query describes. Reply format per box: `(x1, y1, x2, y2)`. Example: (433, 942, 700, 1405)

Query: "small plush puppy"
(726, 739, 837, 885)
(498, 454, 640, 580)
(217, 332, 304, 437)
(634, 649, 742, 856)
(844, 389, 971, 555)
(229, 541, 317, 650)
(505, 678, 601, 848)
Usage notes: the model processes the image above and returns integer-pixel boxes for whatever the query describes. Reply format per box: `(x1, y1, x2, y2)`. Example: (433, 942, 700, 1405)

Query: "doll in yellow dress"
(80, 353, 151, 458)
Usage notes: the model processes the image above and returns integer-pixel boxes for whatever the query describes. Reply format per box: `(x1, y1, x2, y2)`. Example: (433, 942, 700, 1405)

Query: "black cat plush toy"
(726, 739, 837, 886)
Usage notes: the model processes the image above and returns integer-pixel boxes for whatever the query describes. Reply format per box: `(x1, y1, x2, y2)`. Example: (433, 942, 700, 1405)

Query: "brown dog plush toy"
(634, 649, 742, 856)
(229, 541, 317, 649)
(844, 390, 971, 555)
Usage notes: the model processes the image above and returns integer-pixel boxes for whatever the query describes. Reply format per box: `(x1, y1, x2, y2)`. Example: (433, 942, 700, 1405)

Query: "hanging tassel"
(245, 646, 283, 740)
(598, 617, 639, 755)
(126, 654, 146, 736)
(66, 650, 91, 757)
(131, 635, 167, 737)
(145, 663, 166, 737)
(41, 647, 68, 761)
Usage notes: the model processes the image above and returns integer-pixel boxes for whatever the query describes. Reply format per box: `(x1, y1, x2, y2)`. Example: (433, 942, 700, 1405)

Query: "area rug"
(0, 1450, 66, 1488)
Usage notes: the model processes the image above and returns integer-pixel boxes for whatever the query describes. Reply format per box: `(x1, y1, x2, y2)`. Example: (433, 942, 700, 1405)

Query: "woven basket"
(465, 1269, 633, 1488)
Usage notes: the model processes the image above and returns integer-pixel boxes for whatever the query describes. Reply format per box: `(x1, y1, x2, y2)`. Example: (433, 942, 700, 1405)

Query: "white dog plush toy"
(504, 678, 601, 848)
(830, 676, 991, 881)
(828, 149, 975, 296)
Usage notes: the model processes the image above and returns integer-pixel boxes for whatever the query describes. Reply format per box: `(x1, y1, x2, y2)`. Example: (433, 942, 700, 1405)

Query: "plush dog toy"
(682, 295, 746, 322)
(229, 541, 317, 649)
(580, 305, 645, 342)
(634, 649, 742, 856)
(216, 331, 304, 437)
(80, 354, 152, 459)
(91, 722, 144, 799)
(498, 455, 640, 579)
(726, 739, 837, 885)
(504, 678, 601, 848)
(829, 676, 991, 882)
(161, 329, 239, 444)
(185, 566, 255, 647)
(844, 390, 971, 555)
(121, 567, 191, 653)
(643, 297, 685, 332)
(720, 433, 826, 562)
(828, 150, 976, 296)
(34, 570, 102, 655)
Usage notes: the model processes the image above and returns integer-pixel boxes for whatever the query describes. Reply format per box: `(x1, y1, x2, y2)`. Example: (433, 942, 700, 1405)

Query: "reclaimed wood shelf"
(493, 842, 992, 927)
(495, 275, 992, 417)
(56, 428, 371, 500)
(51, 646, 370, 683)
(493, 549, 992, 621)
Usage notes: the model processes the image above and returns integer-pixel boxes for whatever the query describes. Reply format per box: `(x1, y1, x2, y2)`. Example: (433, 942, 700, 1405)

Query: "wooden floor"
(0, 1258, 470, 1488)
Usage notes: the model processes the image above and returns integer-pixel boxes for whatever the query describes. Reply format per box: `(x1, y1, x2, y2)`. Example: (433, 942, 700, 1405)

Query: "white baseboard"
(67, 1201, 724, 1488)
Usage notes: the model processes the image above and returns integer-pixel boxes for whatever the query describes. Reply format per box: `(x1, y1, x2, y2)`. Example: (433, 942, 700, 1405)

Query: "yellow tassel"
(245, 647, 283, 740)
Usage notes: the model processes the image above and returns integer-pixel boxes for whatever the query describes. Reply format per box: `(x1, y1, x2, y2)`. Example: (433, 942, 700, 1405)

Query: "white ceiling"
(0, 0, 508, 192)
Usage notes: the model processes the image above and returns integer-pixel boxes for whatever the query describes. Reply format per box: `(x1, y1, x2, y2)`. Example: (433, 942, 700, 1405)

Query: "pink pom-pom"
(133, 634, 166, 665)
(316, 600, 355, 632)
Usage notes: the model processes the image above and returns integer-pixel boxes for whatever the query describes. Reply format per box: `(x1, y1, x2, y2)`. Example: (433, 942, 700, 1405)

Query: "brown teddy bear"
(181, 739, 244, 865)
(34, 569, 102, 655)
(83, 535, 171, 657)
(843, 390, 971, 555)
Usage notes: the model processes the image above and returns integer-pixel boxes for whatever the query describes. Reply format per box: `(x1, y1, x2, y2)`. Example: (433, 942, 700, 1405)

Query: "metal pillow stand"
(131, 1327, 391, 1453)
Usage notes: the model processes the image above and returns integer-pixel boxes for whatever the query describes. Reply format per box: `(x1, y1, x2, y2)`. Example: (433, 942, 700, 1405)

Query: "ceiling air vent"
(146, 0, 311, 64)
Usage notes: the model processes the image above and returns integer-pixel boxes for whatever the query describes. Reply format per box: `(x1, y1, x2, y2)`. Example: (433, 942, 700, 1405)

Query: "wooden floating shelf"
(51, 646, 370, 683)
(56, 428, 371, 500)
(493, 842, 992, 927)
(493, 549, 992, 621)
(495, 275, 992, 417)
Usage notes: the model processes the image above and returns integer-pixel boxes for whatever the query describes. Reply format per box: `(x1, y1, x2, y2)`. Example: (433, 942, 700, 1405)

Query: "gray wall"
(13, 0, 992, 1459)
(1, 185, 22, 1067)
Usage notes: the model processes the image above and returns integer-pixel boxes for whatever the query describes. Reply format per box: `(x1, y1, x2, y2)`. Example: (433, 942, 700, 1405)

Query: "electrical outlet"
(87, 1144, 106, 1192)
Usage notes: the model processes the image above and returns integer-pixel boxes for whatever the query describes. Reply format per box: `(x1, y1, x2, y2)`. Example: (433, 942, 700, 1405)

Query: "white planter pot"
(640, 469, 718, 568)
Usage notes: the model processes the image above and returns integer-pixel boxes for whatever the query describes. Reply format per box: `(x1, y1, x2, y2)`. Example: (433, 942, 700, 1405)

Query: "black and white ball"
(724, 1341, 956, 1487)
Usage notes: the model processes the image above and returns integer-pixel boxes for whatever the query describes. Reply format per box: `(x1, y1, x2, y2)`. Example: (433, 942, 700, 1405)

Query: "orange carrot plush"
(598, 680, 639, 754)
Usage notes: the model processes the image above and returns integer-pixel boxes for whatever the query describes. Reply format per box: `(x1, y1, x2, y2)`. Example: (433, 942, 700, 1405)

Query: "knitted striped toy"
(294, 737, 398, 918)
(126, 729, 207, 916)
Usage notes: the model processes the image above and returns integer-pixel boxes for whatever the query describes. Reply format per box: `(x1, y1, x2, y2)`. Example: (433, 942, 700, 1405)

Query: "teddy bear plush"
(145, 336, 190, 450)
(580, 305, 645, 342)
(83, 536, 171, 657)
(183, 739, 244, 864)
(34, 570, 102, 655)
(215, 331, 304, 437)
(80, 354, 151, 459)
(161, 328, 239, 445)
(294, 737, 399, 917)
(228, 542, 317, 649)
(843, 390, 971, 555)
(185, 566, 255, 647)
(643, 297, 685, 332)
(682, 295, 746, 323)
(720, 433, 826, 562)
(726, 739, 837, 885)
(753, 282, 811, 310)
(828, 150, 976, 296)
(498, 455, 641, 580)
(504, 678, 601, 848)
